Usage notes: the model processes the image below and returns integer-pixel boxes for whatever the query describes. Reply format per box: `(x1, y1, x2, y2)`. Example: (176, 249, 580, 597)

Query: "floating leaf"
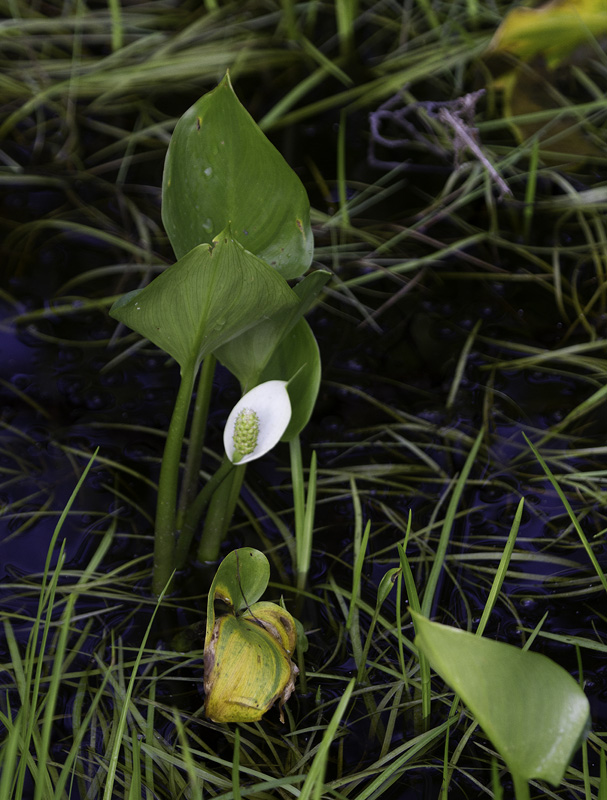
(109, 229, 298, 375)
(412, 611, 590, 787)
(162, 72, 314, 279)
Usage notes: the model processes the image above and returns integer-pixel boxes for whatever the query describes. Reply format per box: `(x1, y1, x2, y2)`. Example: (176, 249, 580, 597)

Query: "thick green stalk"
(512, 774, 530, 800)
(175, 457, 234, 568)
(152, 362, 196, 595)
(177, 353, 216, 523)
(197, 462, 246, 563)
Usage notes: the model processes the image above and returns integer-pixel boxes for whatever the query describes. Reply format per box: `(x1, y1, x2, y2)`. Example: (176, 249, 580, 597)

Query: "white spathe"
(224, 380, 292, 464)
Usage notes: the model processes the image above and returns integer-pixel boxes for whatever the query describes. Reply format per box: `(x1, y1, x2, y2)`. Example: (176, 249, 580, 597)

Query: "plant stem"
(177, 353, 216, 522)
(289, 436, 305, 558)
(197, 462, 245, 563)
(175, 457, 234, 568)
(289, 436, 318, 591)
(152, 363, 196, 595)
(299, 450, 317, 589)
(512, 774, 530, 800)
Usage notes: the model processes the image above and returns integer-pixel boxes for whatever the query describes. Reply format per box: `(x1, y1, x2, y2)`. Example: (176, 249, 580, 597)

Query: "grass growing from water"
(2, 0, 607, 797)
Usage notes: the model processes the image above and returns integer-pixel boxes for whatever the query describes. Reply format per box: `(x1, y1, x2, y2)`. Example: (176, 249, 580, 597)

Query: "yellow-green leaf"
(483, 0, 607, 161)
(204, 604, 298, 723)
(487, 0, 607, 68)
(412, 611, 590, 787)
(204, 548, 270, 648)
(242, 601, 297, 656)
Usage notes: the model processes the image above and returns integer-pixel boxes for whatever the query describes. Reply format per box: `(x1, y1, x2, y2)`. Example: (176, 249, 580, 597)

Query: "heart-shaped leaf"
(109, 229, 298, 375)
(162, 72, 314, 279)
(205, 548, 270, 643)
(412, 611, 590, 787)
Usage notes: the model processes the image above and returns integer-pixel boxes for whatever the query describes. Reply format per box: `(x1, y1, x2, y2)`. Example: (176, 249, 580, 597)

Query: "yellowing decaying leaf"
(203, 548, 300, 724)
(495, 62, 606, 160)
(482, 0, 607, 162)
(204, 604, 298, 723)
(487, 0, 607, 68)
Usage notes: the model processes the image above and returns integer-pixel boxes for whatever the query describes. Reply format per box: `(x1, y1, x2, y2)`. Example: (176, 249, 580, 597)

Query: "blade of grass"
(173, 713, 203, 800)
(102, 574, 174, 800)
(524, 433, 607, 596)
(446, 319, 482, 411)
(421, 428, 484, 617)
(298, 678, 355, 800)
(476, 497, 525, 637)
(346, 477, 369, 631)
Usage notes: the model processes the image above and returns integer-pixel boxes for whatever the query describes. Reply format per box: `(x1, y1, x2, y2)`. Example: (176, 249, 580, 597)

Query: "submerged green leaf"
(109, 230, 298, 374)
(162, 72, 313, 279)
(412, 611, 590, 787)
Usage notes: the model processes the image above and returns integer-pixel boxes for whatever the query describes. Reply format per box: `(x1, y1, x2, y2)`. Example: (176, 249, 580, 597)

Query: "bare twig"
(368, 89, 512, 199)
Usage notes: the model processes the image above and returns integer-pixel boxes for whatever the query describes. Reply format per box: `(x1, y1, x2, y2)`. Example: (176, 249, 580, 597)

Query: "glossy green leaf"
(259, 317, 321, 441)
(214, 269, 330, 391)
(205, 548, 270, 643)
(412, 611, 590, 787)
(109, 230, 298, 375)
(162, 72, 314, 279)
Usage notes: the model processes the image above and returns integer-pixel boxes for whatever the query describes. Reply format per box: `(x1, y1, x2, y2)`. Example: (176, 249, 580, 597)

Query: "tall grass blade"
(524, 434, 607, 596)
(421, 429, 484, 616)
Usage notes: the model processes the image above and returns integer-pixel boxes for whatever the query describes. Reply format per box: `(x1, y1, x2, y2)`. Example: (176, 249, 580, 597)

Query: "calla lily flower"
(224, 380, 292, 464)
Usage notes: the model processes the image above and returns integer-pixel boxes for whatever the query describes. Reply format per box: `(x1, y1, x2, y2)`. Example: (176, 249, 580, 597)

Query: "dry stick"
(437, 105, 512, 200)
(369, 88, 512, 199)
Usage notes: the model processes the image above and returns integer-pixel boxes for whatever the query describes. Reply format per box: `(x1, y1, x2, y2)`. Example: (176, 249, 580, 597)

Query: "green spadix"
(224, 381, 291, 465)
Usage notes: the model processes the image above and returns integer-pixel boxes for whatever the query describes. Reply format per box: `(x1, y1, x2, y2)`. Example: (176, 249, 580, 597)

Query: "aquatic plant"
(3, 2, 607, 798)
(109, 73, 328, 593)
